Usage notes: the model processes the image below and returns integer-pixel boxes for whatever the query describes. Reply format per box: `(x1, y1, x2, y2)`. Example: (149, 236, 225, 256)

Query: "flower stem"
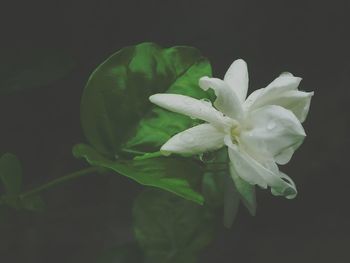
(121, 148, 146, 155)
(20, 166, 100, 199)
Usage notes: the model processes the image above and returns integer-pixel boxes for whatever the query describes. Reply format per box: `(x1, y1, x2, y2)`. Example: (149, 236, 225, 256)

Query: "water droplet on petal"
(267, 121, 276, 130)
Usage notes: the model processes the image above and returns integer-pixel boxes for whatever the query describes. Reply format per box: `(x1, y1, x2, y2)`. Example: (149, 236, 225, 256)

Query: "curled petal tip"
(198, 76, 211, 91)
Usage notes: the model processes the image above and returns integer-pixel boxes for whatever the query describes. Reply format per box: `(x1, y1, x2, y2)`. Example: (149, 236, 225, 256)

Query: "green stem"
(20, 166, 100, 199)
(121, 148, 147, 155)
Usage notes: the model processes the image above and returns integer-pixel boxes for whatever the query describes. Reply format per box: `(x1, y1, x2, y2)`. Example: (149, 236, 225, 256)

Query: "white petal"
(244, 73, 301, 106)
(271, 172, 297, 199)
(224, 59, 249, 103)
(199, 76, 243, 119)
(240, 105, 306, 165)
(161, 124, 225, 156)
(149, 94, 231, 129)
(244, 73, 313, 122)
(270, 90, 314, 123)
(225, 136, 297, 199)
(225, 136, 267, 188)
(274, 147, 295, 165)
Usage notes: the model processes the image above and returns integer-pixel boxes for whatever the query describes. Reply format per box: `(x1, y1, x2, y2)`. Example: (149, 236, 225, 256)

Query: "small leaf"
(0, 153, 22, 195)
(133, 189, 217, 263)
(223, 173, 239, 228)
(230, 165, 257, 216)
(73, 144, 204, 205)
(201, 149, 240, 227)
(0, 49, 75, 94)
(81, 42, 212, 157)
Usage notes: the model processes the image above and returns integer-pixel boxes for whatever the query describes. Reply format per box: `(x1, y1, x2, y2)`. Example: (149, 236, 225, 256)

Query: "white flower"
(149, 59, 313, 199)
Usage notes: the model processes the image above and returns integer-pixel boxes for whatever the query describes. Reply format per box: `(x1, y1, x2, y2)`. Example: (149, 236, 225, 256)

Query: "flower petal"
(268, 90, 314, 123)
(199, 76, 243, 119)
(161, 124, 225, 156)
(240, 105, 306, 165)
(149, 94, 232, 129)
(225, 136, 267, 188)
(225, 136, 297, 199)
(271, 172, 297, 199)
(244, 73, 313, 122)
(224, 59, 249, 103)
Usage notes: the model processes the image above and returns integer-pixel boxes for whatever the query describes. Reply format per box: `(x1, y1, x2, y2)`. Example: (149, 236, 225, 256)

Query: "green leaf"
(97, 243, 144, 263)
(201, 149, 240, 227)
(201, 151, 227, 208)
(0, 153, 22, 195)
(133, 189, 217, 263)
(230, 167, 257, 216)
(73, 144, 204, 205)
(81, 42, 212, 157)
(0, 49, 75, 94)
(222, 173, 240, 228)
(201, 171, 224, 208)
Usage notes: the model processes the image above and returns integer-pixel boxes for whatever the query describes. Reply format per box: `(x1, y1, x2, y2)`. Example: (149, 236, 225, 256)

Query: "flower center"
(230, 122, 241, 143)
(231, 126, 240, 137)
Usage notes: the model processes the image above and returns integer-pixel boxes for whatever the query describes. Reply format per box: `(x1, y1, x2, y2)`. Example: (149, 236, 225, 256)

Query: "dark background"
(1, 0, 349, 262)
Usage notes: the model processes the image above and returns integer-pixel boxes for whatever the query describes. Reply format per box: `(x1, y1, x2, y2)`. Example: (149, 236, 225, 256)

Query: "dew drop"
(267, 121, 276, 130)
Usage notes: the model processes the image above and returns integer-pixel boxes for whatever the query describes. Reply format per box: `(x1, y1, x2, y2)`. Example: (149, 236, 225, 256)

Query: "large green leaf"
(73, 144, 204, 204)
(81, 42, 212, 157)
(0, 49, 75, 94)
(133, 189, 217, 263)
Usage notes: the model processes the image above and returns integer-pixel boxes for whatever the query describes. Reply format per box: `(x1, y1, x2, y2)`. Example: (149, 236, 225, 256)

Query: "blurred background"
(1, 0, 349, 262)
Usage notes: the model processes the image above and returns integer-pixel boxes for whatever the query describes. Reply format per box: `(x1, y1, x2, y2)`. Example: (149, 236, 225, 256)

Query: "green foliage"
(222, 173, 240, 228)
(0, 49, 75, 94)
(231, 169, 257, 216)
(133, 189, 217, 263)
(76, 43, 214, 204)
(201, 149, 240, 228)
(73, 144, 204, 204)
(80, 42, 212, 157)
(0, 153, 44, 211)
